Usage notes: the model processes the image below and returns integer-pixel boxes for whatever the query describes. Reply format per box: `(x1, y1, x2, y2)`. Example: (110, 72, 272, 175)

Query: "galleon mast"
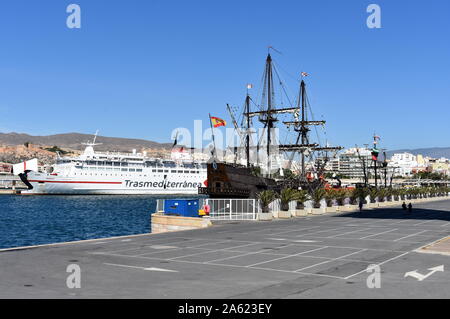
(244, 53, 342, 180)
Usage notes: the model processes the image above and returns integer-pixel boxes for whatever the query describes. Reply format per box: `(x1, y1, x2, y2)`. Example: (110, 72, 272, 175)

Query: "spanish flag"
(210, 116, 226, 128)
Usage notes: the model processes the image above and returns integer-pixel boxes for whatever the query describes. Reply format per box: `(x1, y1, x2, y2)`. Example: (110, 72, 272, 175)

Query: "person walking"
(402, 202, 407, 210)
(359, 200, 364, 211)
(408, 203, 412, 212)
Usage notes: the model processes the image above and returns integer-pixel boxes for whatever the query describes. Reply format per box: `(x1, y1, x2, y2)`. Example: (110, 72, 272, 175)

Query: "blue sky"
(0, 0, 449, 150)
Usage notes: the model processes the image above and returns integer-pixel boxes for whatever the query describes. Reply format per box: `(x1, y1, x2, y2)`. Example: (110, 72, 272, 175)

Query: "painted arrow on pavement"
(404, 265, 444, 281)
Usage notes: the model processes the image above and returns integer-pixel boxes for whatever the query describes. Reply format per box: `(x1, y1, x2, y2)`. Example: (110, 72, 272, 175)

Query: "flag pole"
(209, 113, 217, 159)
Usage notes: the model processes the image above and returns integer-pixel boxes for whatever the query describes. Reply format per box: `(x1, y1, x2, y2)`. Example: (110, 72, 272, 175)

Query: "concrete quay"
(0, 199, 449, 298)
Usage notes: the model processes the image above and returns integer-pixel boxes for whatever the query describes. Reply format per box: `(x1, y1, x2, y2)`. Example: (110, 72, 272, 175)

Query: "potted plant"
(392, 189, 400, 202)
(257, 190, 278, 221)
(385, 188, 393, 202)
(294, 190, 310, 216)
(278, 188, 297, 218)
(311, 188, 326, 214)
(335, 189, 349, 207)
(369, 188, 379, 205)
(356, 187, 370, 205)
(324, 189, 337, 212)
(378, 188, 387, 203)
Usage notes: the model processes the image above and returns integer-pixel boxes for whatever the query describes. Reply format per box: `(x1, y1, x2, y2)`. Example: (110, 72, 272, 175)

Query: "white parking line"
(98, 237, 197, 254)
(326, 228, 372, 238)
(294, 249, 367, 273)
(344, 252, 410, 280)
(393, 230, 429, 242)
(269, 226, 322, 236)
(132, 240, 243, 257)
(359, 229, 398, 239)
(168, 242, 259, 260)
(104, 263, 178, 272)
(294, 227, 350, 238)
(245, 246, 329, 267)
(411, 220, 436, 226)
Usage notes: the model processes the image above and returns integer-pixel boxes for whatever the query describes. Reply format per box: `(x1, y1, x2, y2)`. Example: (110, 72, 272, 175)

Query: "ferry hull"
(21, 172, 206, 196)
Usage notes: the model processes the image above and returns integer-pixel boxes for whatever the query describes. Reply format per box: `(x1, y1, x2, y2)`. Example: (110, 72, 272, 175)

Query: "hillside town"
(2, 142, 449, 191)
(319, 148, 450, 179)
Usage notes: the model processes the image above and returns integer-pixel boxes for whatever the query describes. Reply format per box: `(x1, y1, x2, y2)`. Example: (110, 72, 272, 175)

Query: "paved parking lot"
(1, 200, 449, 298)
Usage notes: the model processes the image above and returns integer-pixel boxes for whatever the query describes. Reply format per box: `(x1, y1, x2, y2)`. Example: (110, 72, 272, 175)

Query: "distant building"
(428, 157, 449, 176)
(389, 153, 418, 177)
(0, 163, 12, 174)
(318, 148, 372, 178)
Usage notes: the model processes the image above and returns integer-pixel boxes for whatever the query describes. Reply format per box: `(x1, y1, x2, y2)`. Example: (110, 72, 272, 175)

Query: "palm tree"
(385, 188, 393, 201)
(311, 189, 326, 209)
(352, 187, 370, 204)
(399, 188, 407, 200)
(335, 189, 349, 206)
(295, 190, 310, 210)
(391, 188, 400, 201)
(257, 190, 278, 213)
(378, 188, 388, 202)
(324, 189, 337, 207)
(369, 188, 379, 203)
(279, 188, 298, 211)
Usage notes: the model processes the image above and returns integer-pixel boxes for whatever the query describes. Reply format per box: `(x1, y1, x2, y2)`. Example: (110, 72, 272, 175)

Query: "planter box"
(326, 206, 336, 213)
(257, 212, 273, 221)
(274, 210, 291, 219)
(293, 209, 308, 217)
(344, 205, 359, 212)
(312, 207, 325, 215)
(367, 202, 377, 209)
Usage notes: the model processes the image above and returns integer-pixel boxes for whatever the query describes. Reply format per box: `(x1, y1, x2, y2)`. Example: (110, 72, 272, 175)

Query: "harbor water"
(0, 195, 161, 249)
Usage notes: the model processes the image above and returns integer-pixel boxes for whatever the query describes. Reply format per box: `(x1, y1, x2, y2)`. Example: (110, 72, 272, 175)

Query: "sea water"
(0, 195, 158, 249)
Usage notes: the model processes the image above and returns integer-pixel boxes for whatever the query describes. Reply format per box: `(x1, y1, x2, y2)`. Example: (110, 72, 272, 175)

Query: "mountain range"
(1, 132, 449, 160)
(0, 132, 173, 152)
(385, 147, 450, 159)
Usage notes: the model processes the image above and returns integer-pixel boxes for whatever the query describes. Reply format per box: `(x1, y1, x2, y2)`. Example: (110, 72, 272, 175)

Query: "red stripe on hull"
(28, 180, 122, 184)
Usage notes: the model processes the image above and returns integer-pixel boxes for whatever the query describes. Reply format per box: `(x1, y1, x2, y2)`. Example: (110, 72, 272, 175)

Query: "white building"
(389, 152, 418, 176)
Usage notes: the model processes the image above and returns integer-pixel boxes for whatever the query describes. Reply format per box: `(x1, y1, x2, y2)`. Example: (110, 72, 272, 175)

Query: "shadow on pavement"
(335, 206, 450, 222)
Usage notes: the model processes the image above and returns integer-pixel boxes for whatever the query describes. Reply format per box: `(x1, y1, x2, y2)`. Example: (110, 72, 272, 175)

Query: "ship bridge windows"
(56, 159, 71, 164)
(163, 161, 176, 168)
(145, 161, 157, 168)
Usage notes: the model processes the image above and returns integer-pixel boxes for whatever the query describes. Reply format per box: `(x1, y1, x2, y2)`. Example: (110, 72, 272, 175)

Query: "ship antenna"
(82, 130, 102, 147)
(92, 130, 99, 145)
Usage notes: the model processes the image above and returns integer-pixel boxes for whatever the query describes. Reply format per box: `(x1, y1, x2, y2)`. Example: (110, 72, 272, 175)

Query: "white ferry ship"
(18, 139, 207, 195)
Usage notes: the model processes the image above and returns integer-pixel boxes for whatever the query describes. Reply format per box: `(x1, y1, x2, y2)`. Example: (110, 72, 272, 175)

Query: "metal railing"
(154, 198, 302, 221)
(206, 198, 257, 220)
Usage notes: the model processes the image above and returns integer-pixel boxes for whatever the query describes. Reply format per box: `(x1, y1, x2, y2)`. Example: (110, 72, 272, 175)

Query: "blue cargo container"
(164, 199, 200, 217)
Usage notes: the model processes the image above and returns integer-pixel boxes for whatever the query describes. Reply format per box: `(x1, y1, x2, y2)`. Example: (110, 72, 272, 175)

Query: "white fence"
(155, 198, 302, 221)
(206, 199, 257, 220)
